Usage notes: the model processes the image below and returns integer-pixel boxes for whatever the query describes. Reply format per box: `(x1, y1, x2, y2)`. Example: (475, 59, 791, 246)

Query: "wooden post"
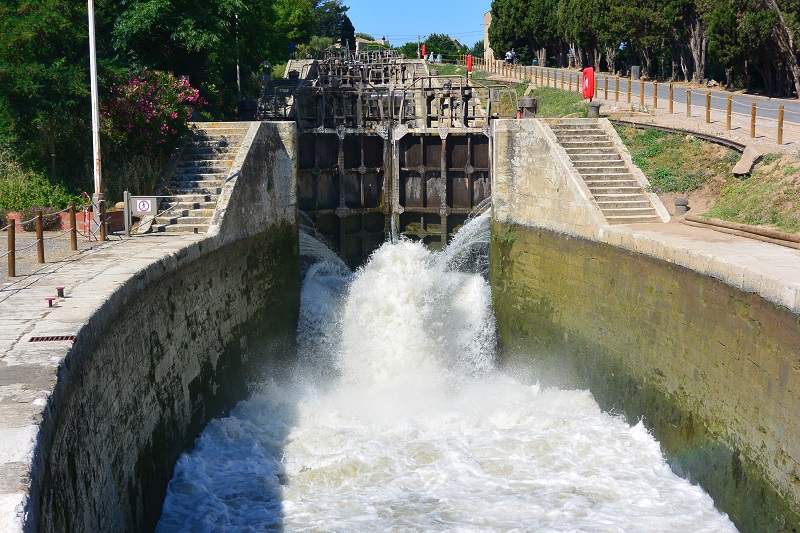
(653, 81, 658, 109)
(639, 78, 644, 107)
(669, 83, 674, 113)
(547, 69, 550, 87)
(69, 202, 77, 251)
(615, 76, 619, 101)
(36, 210, 44, 263)
(604, 76, 608, 99)
(779, 105, 785, 144)
(726, 95, 732, 130)
(569, 72, 572, 91)
(705, 92, 711, 123)
(686, 90, 691, 117)
(750, 102, 756, 138)
(7, 222, 14, 277)
(99, 199, 107, 241)
(561, 71, 564, 90)
(627, 77, 631, 103)
(594, 76, 598, 99)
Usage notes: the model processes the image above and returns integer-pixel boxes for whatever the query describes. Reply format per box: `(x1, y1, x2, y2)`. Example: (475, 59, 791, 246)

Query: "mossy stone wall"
(37, 226, 300, 532)
(490, 222, 800, 532)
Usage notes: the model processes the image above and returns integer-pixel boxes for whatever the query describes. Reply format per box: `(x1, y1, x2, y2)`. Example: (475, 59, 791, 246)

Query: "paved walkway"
(0, 231, 205, 529)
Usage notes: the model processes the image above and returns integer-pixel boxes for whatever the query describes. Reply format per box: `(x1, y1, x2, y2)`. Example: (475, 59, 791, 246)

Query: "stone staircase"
(151, 122, 250, 233)
(550, 120, 662, 224)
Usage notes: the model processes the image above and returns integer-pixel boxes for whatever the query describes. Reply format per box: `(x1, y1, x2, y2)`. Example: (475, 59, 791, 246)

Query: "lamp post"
(88, 0, 104, 238)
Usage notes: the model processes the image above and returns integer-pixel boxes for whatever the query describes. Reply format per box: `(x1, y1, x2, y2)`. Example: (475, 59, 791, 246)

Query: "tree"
(356, 32, 376, 41)
(424, 33, 460, 59)
(340, 15, 355, 50)
(469, 40, 485, 57)
(396, 41, 420, 58)
(312, 0, 348, 38)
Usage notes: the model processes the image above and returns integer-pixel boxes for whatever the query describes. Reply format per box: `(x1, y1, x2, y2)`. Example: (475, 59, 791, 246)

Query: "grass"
(704, 157, 800, 233)
(614, 126, 736, 193)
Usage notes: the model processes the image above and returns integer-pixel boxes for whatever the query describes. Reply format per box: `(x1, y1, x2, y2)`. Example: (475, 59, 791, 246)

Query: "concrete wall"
(28, 122, 300, 531)
(491, 119, 607, 240)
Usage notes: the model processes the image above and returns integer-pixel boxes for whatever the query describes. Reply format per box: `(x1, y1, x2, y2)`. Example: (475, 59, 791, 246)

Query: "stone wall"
(490, 223, 800, 532)
(28, 122, 300, 531)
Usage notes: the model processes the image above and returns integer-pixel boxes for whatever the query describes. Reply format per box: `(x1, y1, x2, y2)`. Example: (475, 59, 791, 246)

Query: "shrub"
(0, 151, 79, 212)
(102, 69, 204, 156)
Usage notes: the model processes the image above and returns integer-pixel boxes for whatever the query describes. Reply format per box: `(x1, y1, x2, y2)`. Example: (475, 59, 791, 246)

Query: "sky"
(342, 0, 491, 48)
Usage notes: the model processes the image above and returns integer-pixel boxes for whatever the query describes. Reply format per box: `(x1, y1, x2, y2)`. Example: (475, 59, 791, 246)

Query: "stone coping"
(599, 221, 800, 314)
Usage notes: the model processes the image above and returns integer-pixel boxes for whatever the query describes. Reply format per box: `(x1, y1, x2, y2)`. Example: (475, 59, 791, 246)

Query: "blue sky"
(342, 0, 491, 48)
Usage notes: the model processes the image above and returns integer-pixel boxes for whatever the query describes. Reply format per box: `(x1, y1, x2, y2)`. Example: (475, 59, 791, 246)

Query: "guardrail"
(466, 56, 798, 145)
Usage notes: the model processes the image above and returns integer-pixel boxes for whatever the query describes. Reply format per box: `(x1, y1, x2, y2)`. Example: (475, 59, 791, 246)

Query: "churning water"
(157, 212, 737, 532)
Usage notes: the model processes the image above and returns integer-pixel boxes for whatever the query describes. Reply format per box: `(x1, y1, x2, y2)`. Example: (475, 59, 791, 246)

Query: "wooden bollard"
(36, 210, 44, 264)
(99, 200, 107, 241)
(653, 81, 658, 109)
(686, 90, 691, 117)
(615, 76, 619, 101)
(7, 222, 14, 277)
(726, 95, 732, 130)
(604, 76, 608, 99)
(627, 77, 631, 103)
(547, 70, 550, 87)
(706, 92, 711, 123)
(594, 76, 598, 99)
(778, 105, 785, 144)
(569, 72, 572, 91)
(639, 78, 644, 107)
(669, 83, 674, 113)
(561, 71, 564, 90)
(69, 202, 77, 251)
(750, 102, 756, 138)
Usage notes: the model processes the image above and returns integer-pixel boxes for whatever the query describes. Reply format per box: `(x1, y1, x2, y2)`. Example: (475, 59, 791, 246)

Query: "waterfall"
(157, 213, 737, 532)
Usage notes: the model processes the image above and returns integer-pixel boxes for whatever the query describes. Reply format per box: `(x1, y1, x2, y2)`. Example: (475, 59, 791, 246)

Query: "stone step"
(573, 162, 627, 171)
(161, 201, 217, 211)
(163, 193, 218, 204)
(173, 186, 222, 195)
(601, 207, 658, 215)
(170, 179, 225, 189)
(596, 200, 653, 209)
(177, 161, 233, 170)
(152, 223, 210, 233)
(569, 154, 623, 163)
(184, 147, 239, 157)
(581, 172, 638, 183)
(183, 151, 237, 160)
(563, 147, 618, 155)
(594, 193, 650, 202)
(586, 179, 640, 188)
(587, 185, 643, 195)
(604, 214, 663, 224)
(154, 215, 211, 225)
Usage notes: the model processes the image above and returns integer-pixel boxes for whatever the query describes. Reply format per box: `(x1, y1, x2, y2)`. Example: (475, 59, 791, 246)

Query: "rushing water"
(157, 212, 737, 532)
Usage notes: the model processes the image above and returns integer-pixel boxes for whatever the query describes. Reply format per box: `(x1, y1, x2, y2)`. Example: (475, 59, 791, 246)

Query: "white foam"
(158, 213, 737, 532)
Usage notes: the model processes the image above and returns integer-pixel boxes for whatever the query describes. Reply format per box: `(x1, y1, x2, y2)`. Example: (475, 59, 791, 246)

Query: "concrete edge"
(208, 121, 262, 236)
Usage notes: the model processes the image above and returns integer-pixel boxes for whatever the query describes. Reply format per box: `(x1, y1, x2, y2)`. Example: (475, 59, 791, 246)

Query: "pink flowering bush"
(102, 69, 205, 154)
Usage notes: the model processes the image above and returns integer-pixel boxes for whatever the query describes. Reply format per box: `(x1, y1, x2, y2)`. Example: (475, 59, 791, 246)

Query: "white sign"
(133, 197, 156, 215)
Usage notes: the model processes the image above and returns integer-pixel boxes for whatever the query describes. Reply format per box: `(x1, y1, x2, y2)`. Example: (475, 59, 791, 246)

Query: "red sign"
(582, 67, 595, 100)
(467, 54, 473, 72)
